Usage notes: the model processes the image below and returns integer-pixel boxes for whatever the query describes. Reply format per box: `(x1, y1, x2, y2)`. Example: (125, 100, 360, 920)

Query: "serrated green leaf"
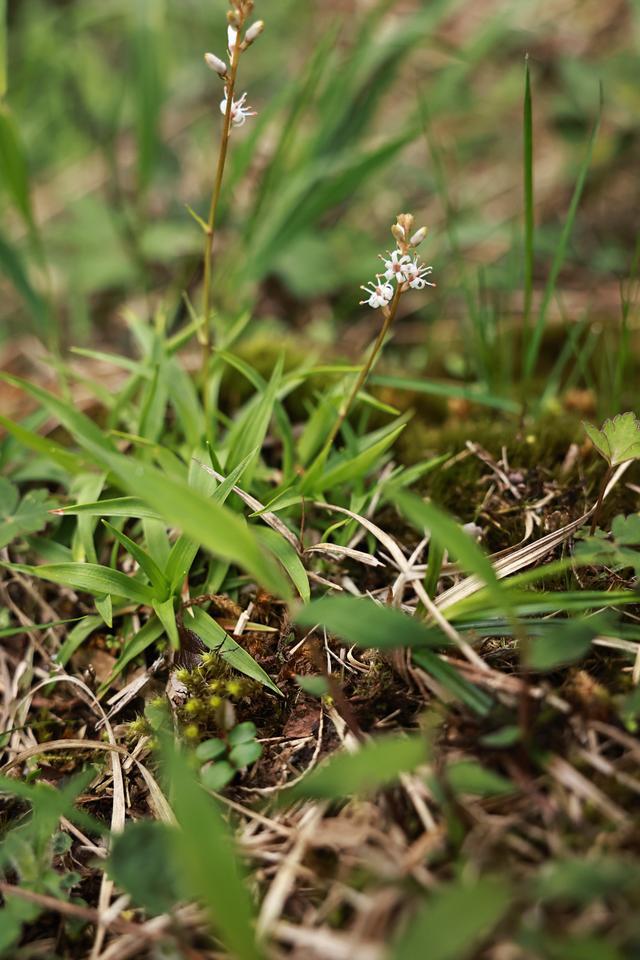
(0, 480, 52, 548)
(584, 413, 640, 466)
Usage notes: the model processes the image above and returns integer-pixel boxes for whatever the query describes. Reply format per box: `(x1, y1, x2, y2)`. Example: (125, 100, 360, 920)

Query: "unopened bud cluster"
(204, 1, 263, 129)
(360, 213, 435, 310)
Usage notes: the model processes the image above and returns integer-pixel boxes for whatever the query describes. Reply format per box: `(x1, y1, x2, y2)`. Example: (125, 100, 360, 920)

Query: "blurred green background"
(1, 0, 638, 413)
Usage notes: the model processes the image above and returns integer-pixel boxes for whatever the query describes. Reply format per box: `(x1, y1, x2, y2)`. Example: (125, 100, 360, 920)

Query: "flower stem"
(200, 35, 243, 419)
(323, 283, 403, 456)
(589, 464, 613, 536)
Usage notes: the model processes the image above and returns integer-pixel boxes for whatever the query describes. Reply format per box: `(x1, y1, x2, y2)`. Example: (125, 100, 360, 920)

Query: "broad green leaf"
(394, 876, 511, 960)
(535, 857, 640, 904)
(0, 479, 52, 548)
(287, 733, 429, 800)
(2, 561, 156, 606)
(160, 732, 262, 960)
(107, 821, 180, 916)
(189, 607, 281, 697)
(583, 413, 640, 466)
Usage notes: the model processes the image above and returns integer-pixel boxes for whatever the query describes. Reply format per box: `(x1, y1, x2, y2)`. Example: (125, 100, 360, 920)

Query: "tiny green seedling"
(196, 720, 263, 791)
(583, 413, 640, 534)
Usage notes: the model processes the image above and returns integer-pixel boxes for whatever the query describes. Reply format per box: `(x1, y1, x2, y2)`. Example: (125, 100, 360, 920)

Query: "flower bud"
(244, 19, 264, 45)
(410, 226, 428, 247)
(204, 52, 228, 77)
(228, 24, 238, 56)
(391, 223, 405, 243)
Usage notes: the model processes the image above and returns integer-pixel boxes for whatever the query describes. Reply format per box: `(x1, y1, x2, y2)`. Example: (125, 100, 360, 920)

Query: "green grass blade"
(2, 560, 156, 606)
(103, 520, 170, 597)
(159, 732, 263, 960)
(523, 55, 534, 346)
(287, 733, 429, 801)
(524, 83, 603, 379)
(255, 527, 309, 603)
(0, 0, 6, 98)
(2, 376, 290, 597)
(393, 492, 510, 618)
(0, 104, 33, 227)
(189, 607, 281, 697)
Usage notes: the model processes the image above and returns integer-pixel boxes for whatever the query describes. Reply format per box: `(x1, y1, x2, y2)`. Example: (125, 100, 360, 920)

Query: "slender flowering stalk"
(321, 213, 435, 457)
(200, 1, 262, 419)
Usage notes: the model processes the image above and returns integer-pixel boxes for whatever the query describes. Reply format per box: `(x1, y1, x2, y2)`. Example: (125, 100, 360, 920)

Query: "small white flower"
(381, 249, 411, 283)
(204, 52, 228, 77)
(360, 277, 394, 309)
(409, 226, 428, 247)
(244, 20, 265, 44)
(404, 258, 435, 290)
(220, 91, 257, 127)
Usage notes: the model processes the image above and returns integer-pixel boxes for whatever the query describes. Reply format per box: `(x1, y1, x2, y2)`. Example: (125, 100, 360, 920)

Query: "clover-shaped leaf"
(0, 478, 53, 549)
(583, 412, 640, 467)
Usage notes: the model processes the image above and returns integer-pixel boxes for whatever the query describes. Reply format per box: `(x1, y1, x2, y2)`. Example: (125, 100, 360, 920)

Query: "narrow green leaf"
(153, 597, 179, 649)
(522, 55, 534, 343)
(287, 733, 429, 800)
(393, 492, 509, 618)
(55, 615, 103, 667)
(255, 527, 310, 603)
(189, 607, 281, 696)
(95, 594, 113, 629)
(305, 422, 405, 494)
(53, 497, 162, 519)
(1, 377, 290, 598)
(524, 85, 602, 378)
(0, 105, 32, 225)
(99, 616, 165, 694)
(0, 413, 86, 475)
(2, 561, 156, 606)
(103, 520, 169, 597)
(159, 734, 262, 960)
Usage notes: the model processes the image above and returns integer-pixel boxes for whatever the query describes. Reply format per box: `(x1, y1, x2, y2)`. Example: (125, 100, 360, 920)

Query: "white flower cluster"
(204, 11, 263, 129)
(360, 224, 435, 310)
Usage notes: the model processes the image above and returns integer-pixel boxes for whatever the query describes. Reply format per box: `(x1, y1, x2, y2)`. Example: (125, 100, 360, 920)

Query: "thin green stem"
(322, 284, 404, 457)
(200, 33, 244, 419)
(590, 464, 613, 536)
